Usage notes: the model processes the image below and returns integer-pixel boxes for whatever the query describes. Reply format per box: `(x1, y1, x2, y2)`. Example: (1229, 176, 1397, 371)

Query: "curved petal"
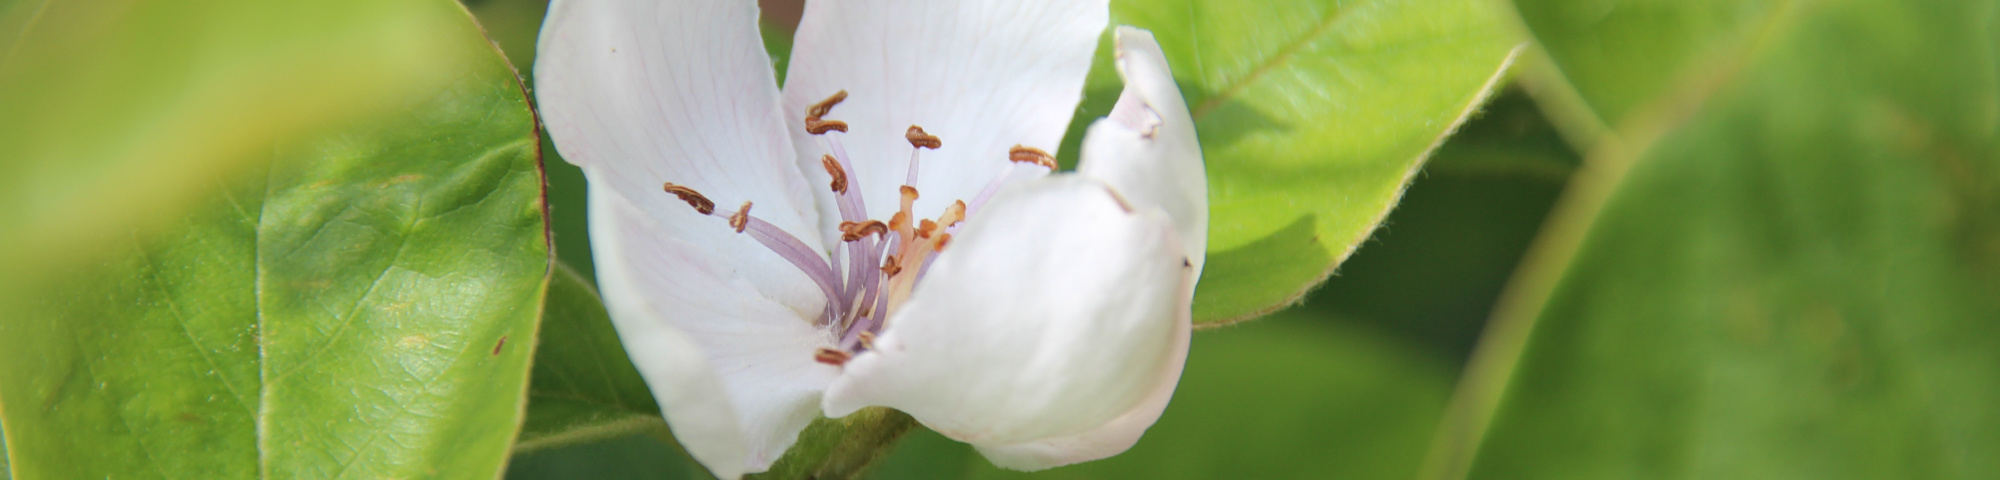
(822, 176, 1193, 469)
(538, 0, 838, 476)
(970, 270, 1192, 470)
(1077, 26, 1208, 274)
(780, 0, 1109, 245)
(589, 187, 839, 479)
(536, 0, 825, 263)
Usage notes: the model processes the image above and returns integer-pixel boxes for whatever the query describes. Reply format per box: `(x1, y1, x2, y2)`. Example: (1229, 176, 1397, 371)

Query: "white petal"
(970, 271, 1192, 470)
(536, 0, 824, 253)
(976, 30, 1206, 468)
(1077, 27, 1208, 274)
(822, 176, 1193, 469)
(538, 1, 845, 474)
(589, 186, 840, 479)
(780, 0, 1109, 246)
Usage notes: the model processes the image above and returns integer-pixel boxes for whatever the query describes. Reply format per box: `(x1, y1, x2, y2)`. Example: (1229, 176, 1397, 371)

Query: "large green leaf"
(1431, 0, 2000, 478)
(0, 0, 473, 276)
(1055, 0, 1523, 323)
(867, 310, 1458, 479)
(0, 1, 549, 477)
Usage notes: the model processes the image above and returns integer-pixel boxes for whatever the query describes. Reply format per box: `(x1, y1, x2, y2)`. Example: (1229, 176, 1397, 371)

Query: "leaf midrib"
(1189, 2, 1351, 120)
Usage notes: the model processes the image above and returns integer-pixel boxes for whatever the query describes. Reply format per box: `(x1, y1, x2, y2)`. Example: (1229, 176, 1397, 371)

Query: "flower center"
(659, 90, 1057, 367)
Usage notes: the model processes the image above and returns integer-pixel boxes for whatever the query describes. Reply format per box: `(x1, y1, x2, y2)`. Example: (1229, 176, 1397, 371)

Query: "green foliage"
(1058, 0, 1523, 323)
(0, 0, 477, 276)
(0, 0, 549, 478)
(517, 265, 667, 452)
(1433, 0, 2000, 479)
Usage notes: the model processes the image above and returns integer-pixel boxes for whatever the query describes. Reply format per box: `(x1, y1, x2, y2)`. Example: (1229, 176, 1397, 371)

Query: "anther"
(821, 154, 849, 194)
(858, 331, 877, 350)
(804, 91, 851, 135)
(935, 233, 952, 251)
(888, 211, 910, 232)
(918, 219, 938, 239)
(839, 220, 889, 242)
(805, 119, 849, 134)
(880, 255, 902, 276)
(814, 347, 852, 366)
(1008, 145, 1058, 169)
(905, 125, 942, 149)
(940, 200, 967, 227)
(806, 90, 848, 120)
(728, 202, 752, 233)
(662, 182, 715, 215)
(900, 185, 919, 200)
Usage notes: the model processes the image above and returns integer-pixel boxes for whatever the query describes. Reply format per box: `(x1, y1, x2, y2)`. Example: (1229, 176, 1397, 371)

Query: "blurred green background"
(3, 0, 1994, 478)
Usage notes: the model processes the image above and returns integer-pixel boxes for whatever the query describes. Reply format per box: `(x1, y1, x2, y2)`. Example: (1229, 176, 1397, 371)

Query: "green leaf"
(0, 0, 480, 276)
(868, 310, 1458, 479)
(1431, 0, 2000, 478)
(0, 0, 549, 477)
(1052, 0, 1523, 323)
(517, 264, 668, 452)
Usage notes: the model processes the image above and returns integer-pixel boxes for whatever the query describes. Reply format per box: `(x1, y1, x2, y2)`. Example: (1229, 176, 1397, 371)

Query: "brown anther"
(917, 219, 938, 239)
(805, 119, 849, 134)
(880, 255, 903, 276)
(813, 347, 852, 366)
(806, 90, 848, 119)
(935, 233, 952, 251)
(728, 202, 752, 233)
(821, 154, 849, 194)
(905, 125, 942, 149)
(1009, 145, 1058, 169)
(888, 211, 910, 232)
(939, 200, 967, 227)
(858, 331, 877, 350)
(899, 185, 919, 200)
(662, 182, 715, 215)
(839, 220, 889, 242)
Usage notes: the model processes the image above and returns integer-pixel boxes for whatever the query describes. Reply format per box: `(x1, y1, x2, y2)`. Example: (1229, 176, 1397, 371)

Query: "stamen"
(806, 90, 848, 119)
(662, 182, 716, 215)
(805, 90, 852, 135)
(806, 119, 849, 135)
(821, 154, 849, 194)
(939, 200, 966, 228)
(918, 219, 938, 239)
(880, 255, 902, 276)
(858, 331, 877, 350)
(728, 202, 751, 233)
(813, 347, 852, 366)
(1008, 145, 1058, 169)
(708, 204, 843, 325)
(839, 220, 889, 241)
(967, 163, 1015, 215)
(903, 125, 939, 186)
(904, 126, 942, 149)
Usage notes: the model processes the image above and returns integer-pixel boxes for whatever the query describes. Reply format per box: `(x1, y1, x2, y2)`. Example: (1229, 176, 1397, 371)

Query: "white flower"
(534, 0, 1206, 478)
